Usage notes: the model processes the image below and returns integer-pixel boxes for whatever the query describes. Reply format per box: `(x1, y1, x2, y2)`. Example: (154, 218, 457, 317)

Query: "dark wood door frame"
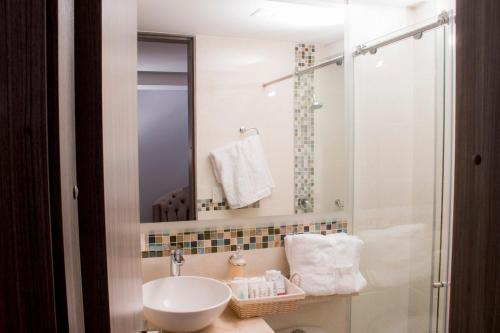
(450, 0, 500, 331)
(137, 33, 197, 222)
(73, 0, 112, 332)
(46, 0, 70, 331)
(0, 0, 69, 331)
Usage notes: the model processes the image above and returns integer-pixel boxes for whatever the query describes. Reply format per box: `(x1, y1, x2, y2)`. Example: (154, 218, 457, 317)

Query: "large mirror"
(138, 0, 347, 223)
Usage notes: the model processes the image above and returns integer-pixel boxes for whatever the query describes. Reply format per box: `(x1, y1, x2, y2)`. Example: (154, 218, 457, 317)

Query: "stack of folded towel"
(285, 233, 367, 296)
(209, 135, 274, 209)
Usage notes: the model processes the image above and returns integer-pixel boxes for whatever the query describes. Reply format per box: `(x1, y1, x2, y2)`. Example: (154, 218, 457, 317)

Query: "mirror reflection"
(137, 0, 347, 223)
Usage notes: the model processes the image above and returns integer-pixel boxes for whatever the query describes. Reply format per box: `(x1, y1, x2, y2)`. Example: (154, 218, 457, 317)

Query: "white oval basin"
(143, 276, 232, 332)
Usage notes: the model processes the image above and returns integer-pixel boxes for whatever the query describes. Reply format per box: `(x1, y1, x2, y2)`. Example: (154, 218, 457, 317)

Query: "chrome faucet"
(170, 245, 185, 277)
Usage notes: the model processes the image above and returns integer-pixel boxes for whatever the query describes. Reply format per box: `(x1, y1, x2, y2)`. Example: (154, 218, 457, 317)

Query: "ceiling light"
(251, 1, 345, 27)
(266, 88, 277, 97)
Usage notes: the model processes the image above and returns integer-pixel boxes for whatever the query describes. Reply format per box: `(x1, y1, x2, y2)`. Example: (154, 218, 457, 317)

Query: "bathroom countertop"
(197, 308, 274, 333)
(158, 308, 274, 333)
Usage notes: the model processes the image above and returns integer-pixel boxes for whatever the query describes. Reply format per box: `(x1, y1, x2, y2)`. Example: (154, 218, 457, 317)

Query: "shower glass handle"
(432, 281, 450, 289)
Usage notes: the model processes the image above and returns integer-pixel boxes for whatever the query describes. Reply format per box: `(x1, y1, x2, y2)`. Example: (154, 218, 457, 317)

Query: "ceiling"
(349, 0, 426, 5)
(138, 0, 427, 44)
(138, 0, 346, 44)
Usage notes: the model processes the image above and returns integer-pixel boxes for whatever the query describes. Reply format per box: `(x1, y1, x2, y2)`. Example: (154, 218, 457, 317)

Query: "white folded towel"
(285, 233, 366, 296)
(209, 135, 274, 209)
(327, 233, 367, 294)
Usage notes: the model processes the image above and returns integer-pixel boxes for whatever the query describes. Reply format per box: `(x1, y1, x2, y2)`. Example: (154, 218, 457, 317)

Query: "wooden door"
(450, 0, 500, 331)
(0, 0, 68, 331)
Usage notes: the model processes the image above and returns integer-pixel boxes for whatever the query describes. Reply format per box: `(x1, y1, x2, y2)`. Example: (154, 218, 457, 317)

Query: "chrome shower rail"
(353, 11, 451, 57)
(262, 54, 344, 88)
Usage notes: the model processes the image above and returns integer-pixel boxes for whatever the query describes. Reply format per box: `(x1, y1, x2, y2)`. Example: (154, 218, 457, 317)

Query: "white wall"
(195, 35, 296, 219)
(313, 61, 346, 214)
(316, 39, 344, 61)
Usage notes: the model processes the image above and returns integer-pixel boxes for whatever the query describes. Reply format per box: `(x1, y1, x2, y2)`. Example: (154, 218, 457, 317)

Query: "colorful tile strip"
(197, 198, 260, 212)
(294, 43, 316, 214)
(142, 218, 348, 258)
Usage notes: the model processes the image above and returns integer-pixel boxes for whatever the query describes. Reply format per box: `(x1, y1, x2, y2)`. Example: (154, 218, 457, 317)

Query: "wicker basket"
(228, 277, 306, 319)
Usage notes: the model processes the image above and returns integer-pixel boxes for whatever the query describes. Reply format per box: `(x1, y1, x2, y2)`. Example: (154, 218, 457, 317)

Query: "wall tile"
(294, 44, 316, 214)
(142, 217, 348, 258)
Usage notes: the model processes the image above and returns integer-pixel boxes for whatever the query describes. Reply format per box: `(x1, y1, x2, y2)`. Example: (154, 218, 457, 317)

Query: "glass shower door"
(350, 18, 454, 333)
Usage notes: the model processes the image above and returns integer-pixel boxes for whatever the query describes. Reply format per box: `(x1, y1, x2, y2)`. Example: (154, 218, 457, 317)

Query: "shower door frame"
(430, 13, 455, 333)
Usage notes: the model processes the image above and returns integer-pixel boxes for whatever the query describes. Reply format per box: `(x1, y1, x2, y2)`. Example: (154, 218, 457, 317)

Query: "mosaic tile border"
(196, 199, 260, 212)
(294, 43, 316, 214)
(142, 218, 348, 258)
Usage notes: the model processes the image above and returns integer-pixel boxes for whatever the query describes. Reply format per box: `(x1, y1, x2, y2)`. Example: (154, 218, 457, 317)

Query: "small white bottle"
(248, 278, 261, 299)
(275, 276, 286, 296)
(230, 279, 249, 300)
(267, 281, 276, 296)
(265, 270, 286, 296)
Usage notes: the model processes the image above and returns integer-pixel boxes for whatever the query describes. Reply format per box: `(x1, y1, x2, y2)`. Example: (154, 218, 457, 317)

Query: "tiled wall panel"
(143, 218, 348, 258)
(294, 44, 316, 213)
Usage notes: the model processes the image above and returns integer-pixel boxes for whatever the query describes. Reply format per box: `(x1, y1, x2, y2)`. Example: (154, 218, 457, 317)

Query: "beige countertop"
(154, 308, 275, 333)
(196, 308, 274, 333)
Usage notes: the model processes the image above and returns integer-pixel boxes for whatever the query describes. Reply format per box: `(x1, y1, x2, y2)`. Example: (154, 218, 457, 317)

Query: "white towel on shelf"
(285, 234, 337, 296)
(327, 233, 367, 294)
(285, 233, 366, 296)
(209, 135, 274, 209)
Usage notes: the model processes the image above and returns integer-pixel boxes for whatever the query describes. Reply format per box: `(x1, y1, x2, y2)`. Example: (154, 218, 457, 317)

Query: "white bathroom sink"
(143, 276, 232, 332)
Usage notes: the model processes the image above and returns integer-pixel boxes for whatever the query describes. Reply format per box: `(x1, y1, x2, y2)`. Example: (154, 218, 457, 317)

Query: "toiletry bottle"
(275, 275, 286, 296)
(256, 278, 268, 298)
(228, 246, 247, 279)
(267, 281, 276, 296)
(248, 278, 261, 299)
(266, 270, 286, 295)
(230, 279, 249, 300)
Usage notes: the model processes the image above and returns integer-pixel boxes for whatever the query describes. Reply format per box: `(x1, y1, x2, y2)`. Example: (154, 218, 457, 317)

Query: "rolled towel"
(327, 233, 367, 294)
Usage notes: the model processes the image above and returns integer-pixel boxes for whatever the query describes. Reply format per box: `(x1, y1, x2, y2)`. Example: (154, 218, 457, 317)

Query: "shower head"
(312, 97, 323, 110)
(312, 101, 323, 110)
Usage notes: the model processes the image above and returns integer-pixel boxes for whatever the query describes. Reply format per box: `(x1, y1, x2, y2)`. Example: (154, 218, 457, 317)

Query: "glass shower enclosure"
(350, 12, 455, 333)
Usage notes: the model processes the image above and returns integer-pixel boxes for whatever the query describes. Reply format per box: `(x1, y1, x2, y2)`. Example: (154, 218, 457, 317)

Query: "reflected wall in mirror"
(137, 35, 196, 223)
(138, 0, 347, 223)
